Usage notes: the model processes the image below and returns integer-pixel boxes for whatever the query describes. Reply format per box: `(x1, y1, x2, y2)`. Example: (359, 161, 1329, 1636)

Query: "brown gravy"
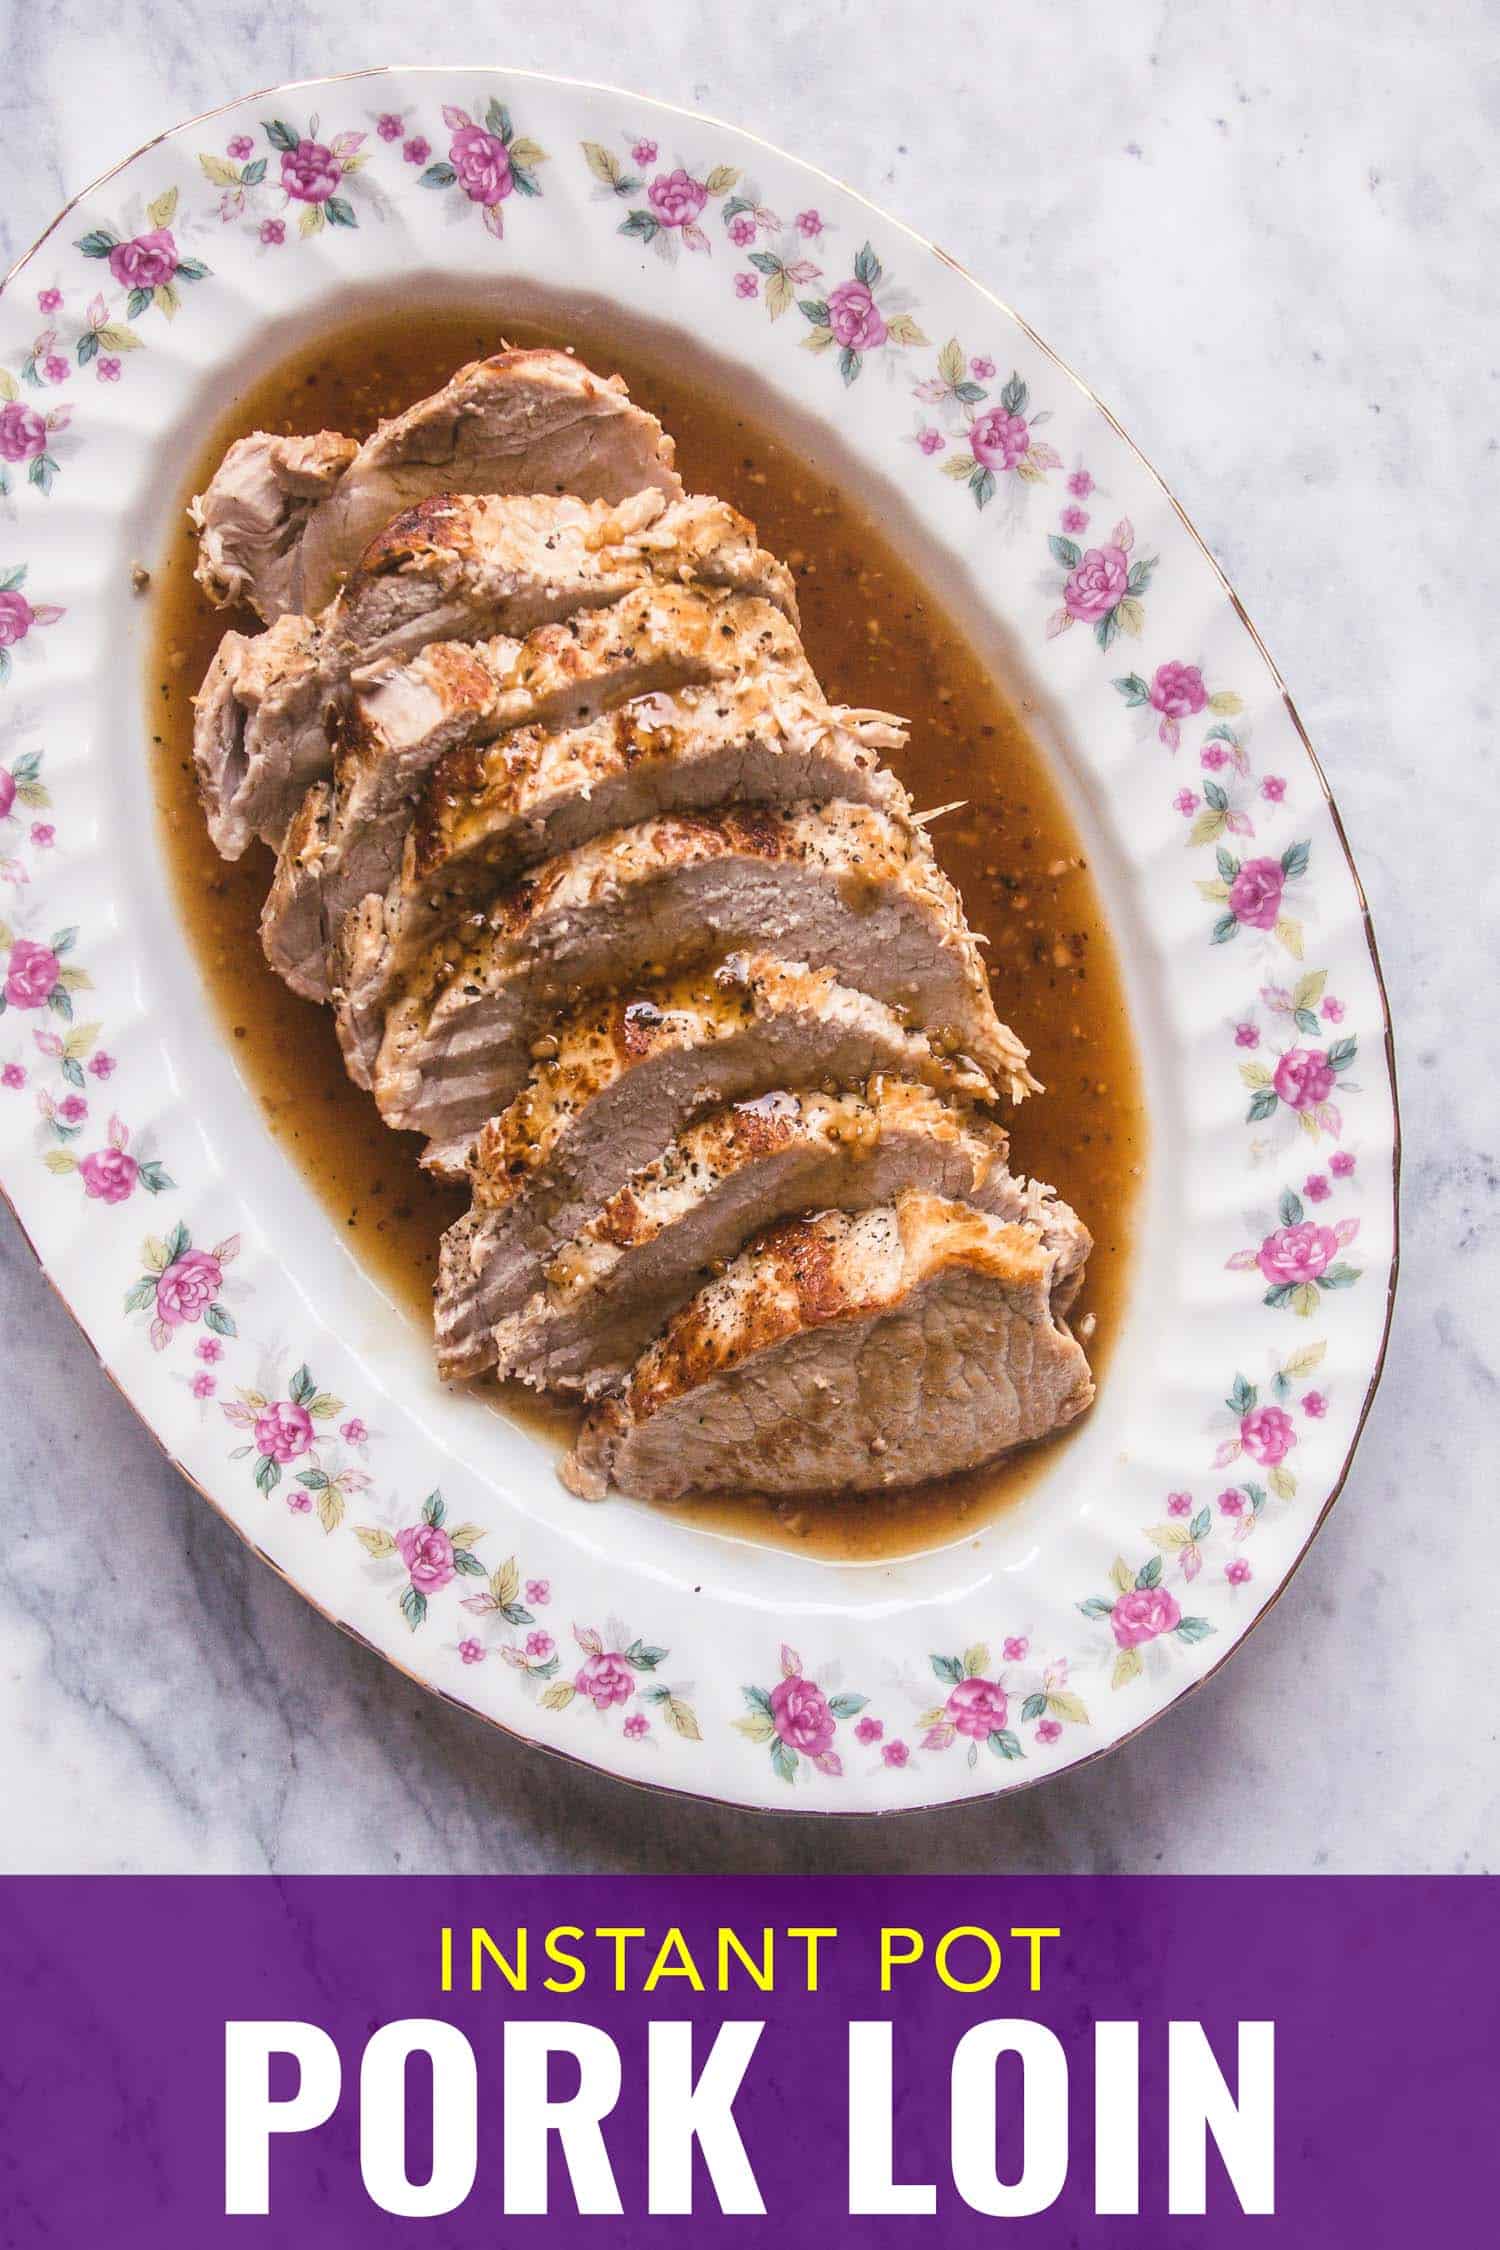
(147, 306, 1146, 1561)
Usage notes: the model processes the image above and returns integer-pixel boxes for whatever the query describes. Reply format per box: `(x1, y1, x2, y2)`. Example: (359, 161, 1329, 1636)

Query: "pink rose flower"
(376, 114, 403, 142)
(734, 273, 757, 299)
(769, 1672, 836, 1755)
(254, 1400, 313, 1464)
(58, 1093, 86, 1123)
(946, 1675, 1008, 1739)
(79, 1146, 137, 1203)
(647, 169, 708, 229)
(1174, 788, 1199, 816)
(340, 1417, 367, 1444)
(970, 355, 996, 378)
(37, 288, 61, 313)
(0, 402, 47, 464)
(459, 1637, 484, 1664)
(260, 221, 285, 246)
(30, 823, 53, 848)
(795, 208, 823, 237)
(1218, 1489, 1244, 1515)
(1274, 1047, 1336, 1111)
(1063, 543, 1129, 623)
(195, 1337, 222, 1363)
(825, 278, 887, 352)
(1234, 1021, 1260, 1048)
(525, 1631, 554, 1660)
(1036, 1718, 1062, 1744)
(395, 1521, 455, 1592)
(1151, 661, 1207, 720)
(917, 426, 944, 455)
(854, 1716, 884, 1744)
(227, 134, 255, 159)
(632, 140, 659, 166)
(1003, 1636, 1029, 1662)
(1, 1062, 24, 1089)
(1109, 1585, 1181, 1648)
(107, 228, 178, 291)
(155, 1247, 222, 1328)
(1322, 997, 1345, 1024)
(281, 140, 341, 203)
(1061, 504, 1089, 533)
(575, 1650, 636, 1710)
(97, 357, 121, 381)
(1302, 1390, 1328, 1419)
(403, 137, 430, 166)
(1067, 468, 1094, 497)
(5, 939, 58, 1007)
(525, 1578, 550, 1605)
(882, 1739, 910, 1767)
(1227, 856, 1285, 930)
(1304, 1172, 1330, 1202)
(1166, 1491, 1192, 1516)
(1260, 775, 1286, 802)
(1330, 1151, 1356, 1178)
(450, 124, 513, 206)
(0, 769, 12, 821)
(192, 1372, 216, 1399)
(88, 1051, 115, 1079)
(969, 406, 1029, 471)
(1257, 1220, 1338, 1287)
(1240, 1404, 1297, 1466)
(1225, 1558, 1252, 1587)
(729, 214, 755, 246)
(0, 590, 35, 647)
(623, 1712, 650, 1740)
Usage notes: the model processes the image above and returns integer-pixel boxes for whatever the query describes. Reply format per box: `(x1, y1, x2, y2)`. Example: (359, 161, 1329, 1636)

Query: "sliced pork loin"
(193, 489, 796, 860)
(465, 1083, 1022, 1391)
(260, 586, 819, 1002)
(564, 1189, 1094, 1501)
(334, 687, 911, 1081)
(432, 951, 996, 1367)
(368, 801, 1032, 1155)
(191, 348, 681, 620)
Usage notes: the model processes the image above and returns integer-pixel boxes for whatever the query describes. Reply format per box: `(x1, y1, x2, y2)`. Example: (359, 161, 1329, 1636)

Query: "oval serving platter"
(0, 67, 1397, 1813)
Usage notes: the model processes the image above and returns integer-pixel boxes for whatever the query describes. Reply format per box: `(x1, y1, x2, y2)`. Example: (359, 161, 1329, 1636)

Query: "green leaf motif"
(400, 1584, 428, 1632)
(1211, 914, 1240, 944)
(75, 229, 119, 258)
(930, 1653, 964, 1685)
(1279, 1189, 1304, 1227)
(1246, 1087, 1279, 1122)
(1000, 372, 1027, 414)
(1077, 1596, 1115, 1620)
(263, 119, 299, 153)
(204, 1303, 236, 1337)
(1190, 1507, 1212, 1542)
(324, 198, 357, 230)
(1280, 838, 1311, 880)
(1136, 1554, 1163, 1591)
(1174, 1616, 1215, 1645)
(988, 1729, 1024, 1761)
(828, 1694, 868, 1720)
(1049, 534, 1082, 570)
(770, 1735, 799, 1783)
(254, 1454, 280, 1495)
(420, 163, 459, 189)
(852, 240, 881, 287)
(422, 1488, 446, 1528)
(742, 1683, 773, 1716)
(838, 346, 862, 387)
(1020, 1692, 1048, 1723)
(619, 209, 659, 241)
(626, 1640, 667, 1671)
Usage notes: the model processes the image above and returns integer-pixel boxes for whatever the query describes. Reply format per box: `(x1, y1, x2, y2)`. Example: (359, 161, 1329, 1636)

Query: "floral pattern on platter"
(0, 568, 64, 684)
(0, 74, 1395, 1809)
(1114, 659, 1243, 752)
(1198, 837, 1312, 957)
(75, 187, 209, 324)
(538, 1621, 701, 1744)
(736, 1644, 870, 1782)
(124, 1218, 239, 1353)
(1227, 1183, 1362, 1315)
(1077, 1554, 1215, 1690)
(1045, 515, 1157, 651)
(418, 101, 547, 239)
(916, 355, 1062, 511)
(201, 116, 373, 241)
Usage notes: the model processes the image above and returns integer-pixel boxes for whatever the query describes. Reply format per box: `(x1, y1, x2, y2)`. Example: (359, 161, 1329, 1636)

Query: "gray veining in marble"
(1, 1, 1493, 1874)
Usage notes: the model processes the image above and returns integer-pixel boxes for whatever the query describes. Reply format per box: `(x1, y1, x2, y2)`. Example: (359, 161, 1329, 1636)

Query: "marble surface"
(1, 4, 1491, 1874)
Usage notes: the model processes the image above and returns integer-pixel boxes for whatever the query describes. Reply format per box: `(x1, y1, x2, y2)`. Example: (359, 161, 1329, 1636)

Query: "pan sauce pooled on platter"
(149, 305, 1144, 1556)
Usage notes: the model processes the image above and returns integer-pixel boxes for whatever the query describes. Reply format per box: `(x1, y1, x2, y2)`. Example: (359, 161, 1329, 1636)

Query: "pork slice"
(481, 1083, 1017, 1393)
(260, 586, 809, 1002)
(191, 348, 681, 620)
(370, 800, 1033, 1154)
(432, 952, 996, 1368)
(564, 1188, 1094, 1501)
(192, 489, 797, 860)
(333, 687, 911, 1084)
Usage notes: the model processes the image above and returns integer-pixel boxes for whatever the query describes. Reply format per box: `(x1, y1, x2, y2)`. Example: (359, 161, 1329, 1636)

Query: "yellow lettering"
(644, 1927, 705, 1993)
(543, 1926, 586, 1995)
(935, 1926, 1002, 1994)
(881, 1927, 924, 1992)
(718, 1927, 775, 1992)
(788, 1926, 837, 1993)
(596, 1926, 647, 1990)
(1011, 1926, 1060, 1993)
(471, 1927, 527, 1992)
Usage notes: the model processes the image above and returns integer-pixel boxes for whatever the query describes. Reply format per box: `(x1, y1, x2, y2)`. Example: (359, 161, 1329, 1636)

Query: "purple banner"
(0, 1876, 1493, 2240)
